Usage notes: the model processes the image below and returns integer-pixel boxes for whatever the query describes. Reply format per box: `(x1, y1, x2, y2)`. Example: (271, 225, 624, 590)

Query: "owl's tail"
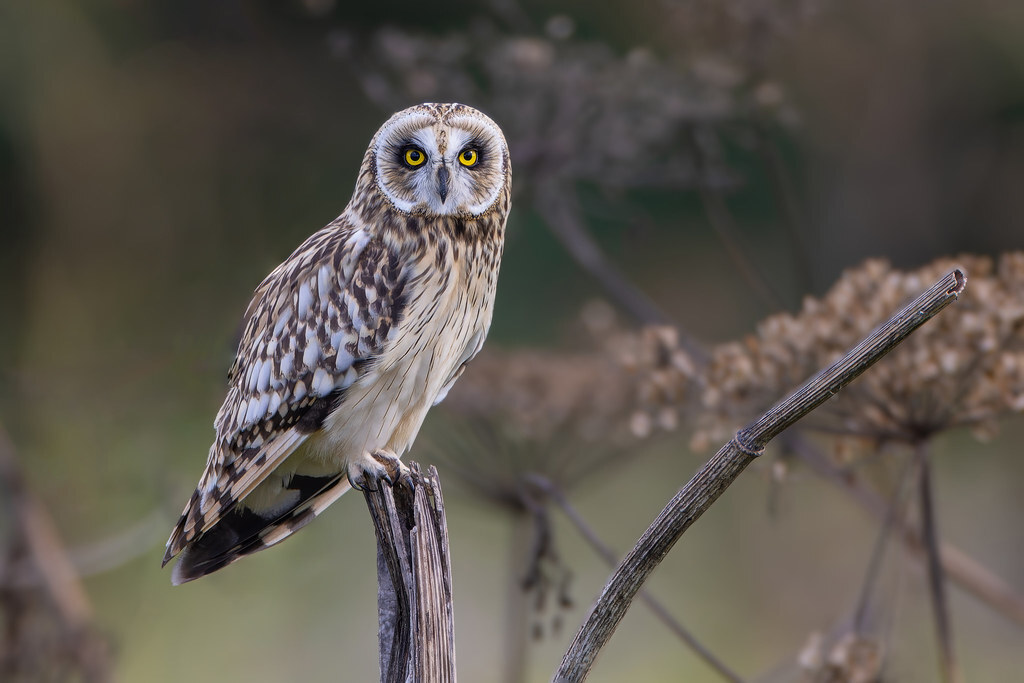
(169, 474, 351, 585)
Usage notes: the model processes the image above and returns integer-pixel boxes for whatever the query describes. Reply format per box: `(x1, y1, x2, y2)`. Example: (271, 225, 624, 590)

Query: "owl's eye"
(403, 148, 426, 167)
(458, 149, 479, 167)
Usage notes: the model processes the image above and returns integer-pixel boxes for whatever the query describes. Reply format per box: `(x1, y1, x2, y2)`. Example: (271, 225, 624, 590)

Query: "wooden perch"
(554, 269, 967, 682)
(363, 463, 456, 683)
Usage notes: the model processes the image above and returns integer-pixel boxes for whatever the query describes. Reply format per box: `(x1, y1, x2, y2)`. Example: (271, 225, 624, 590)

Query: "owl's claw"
(348, 449, 409, 492)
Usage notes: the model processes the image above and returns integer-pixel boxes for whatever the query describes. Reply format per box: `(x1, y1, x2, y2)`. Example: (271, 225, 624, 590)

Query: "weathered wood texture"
(364, 463, 456, 683)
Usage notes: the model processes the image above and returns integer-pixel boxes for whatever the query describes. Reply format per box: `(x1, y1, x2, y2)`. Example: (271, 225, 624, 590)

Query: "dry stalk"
(554, 269, 966, 682)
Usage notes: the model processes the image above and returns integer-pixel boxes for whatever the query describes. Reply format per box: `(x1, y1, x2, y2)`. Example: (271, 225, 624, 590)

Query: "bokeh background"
(1, 0, 1022, 681)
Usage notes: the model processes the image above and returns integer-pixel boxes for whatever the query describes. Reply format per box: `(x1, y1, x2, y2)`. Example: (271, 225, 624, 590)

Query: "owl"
(163, 103, 511, 584)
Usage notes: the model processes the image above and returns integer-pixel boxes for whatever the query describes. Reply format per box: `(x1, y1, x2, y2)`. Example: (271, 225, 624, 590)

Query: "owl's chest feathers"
(313, 233, 498, 462)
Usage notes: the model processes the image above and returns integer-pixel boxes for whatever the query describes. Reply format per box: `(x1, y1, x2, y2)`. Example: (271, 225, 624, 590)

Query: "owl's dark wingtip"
(169, 552, 200, 586)
(161, 545, 177, 569)
(168, 544, 229, 585)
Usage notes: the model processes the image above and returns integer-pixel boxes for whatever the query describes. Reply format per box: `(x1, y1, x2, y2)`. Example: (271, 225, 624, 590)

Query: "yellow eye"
(404, 148, 426, 167)
(458, 149, 478, 167)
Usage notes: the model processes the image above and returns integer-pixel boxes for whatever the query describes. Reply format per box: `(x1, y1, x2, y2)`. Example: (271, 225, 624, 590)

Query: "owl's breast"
(312, 237, 498, 463)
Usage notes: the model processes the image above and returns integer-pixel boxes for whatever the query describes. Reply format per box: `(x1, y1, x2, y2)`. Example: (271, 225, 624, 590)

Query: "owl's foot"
(347, 449, 409, 492)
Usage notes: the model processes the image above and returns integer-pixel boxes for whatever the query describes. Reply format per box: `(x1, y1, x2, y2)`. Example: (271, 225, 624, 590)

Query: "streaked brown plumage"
(164, 103, 511, 584)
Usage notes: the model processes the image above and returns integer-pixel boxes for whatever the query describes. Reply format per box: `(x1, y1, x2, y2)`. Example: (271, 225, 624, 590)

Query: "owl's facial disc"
(374, 112, 507, 217)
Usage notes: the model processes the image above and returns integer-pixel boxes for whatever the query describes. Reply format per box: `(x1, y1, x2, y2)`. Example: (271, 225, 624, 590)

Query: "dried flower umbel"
(694, 254, 1024, 448)
(437, 255, 1024, 468)
(438, 254, 1024, 461)
(798, 630, 884, 683)
(434, 257, 1021, 678)
(331, 18, 807, 199)
(433, 347, 637, 499)
(595, 317, 701, 440)
(428, 349, 641, 639)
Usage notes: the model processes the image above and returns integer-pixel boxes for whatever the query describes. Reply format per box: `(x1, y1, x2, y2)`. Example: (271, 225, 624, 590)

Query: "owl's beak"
(436, 164, 450, 204)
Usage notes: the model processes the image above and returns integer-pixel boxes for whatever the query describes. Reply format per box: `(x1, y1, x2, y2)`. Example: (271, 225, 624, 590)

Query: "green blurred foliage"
(1, 0, 1022, 681)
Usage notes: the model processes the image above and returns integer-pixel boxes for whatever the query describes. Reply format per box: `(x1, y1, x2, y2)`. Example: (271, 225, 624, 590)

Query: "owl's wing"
(432, 328, 488, 406)
(163, 219, 406, 563)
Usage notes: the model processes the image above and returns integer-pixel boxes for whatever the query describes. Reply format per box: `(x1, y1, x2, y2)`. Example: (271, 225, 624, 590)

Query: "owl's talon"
(348, 449, 406, 492)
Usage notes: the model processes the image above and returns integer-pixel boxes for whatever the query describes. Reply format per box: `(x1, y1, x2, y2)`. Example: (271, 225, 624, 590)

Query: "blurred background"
(1, 0, 1022, 681)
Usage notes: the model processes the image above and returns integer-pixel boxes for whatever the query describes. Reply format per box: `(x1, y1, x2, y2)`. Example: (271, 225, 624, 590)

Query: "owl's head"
(369, 103, 510, 218)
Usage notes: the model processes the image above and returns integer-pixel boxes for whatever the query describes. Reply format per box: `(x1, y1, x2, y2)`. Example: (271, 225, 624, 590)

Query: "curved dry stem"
(529, 475, 745, 683)
(554, 269, 966, 682)
(916, 443, 963, 683)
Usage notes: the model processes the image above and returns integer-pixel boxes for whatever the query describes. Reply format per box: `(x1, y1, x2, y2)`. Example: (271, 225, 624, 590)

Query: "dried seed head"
(695, 254, 1024, 448)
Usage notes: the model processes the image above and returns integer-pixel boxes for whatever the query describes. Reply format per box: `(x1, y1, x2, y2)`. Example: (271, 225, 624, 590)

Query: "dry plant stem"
(0, 426, 92, 628)
(687, 126, 788, 312)
(697, 183, 788, 312)
(529, 475, 744, 683)
(554, 269, 966, 682)
(364, 463, 456, 683)
(533, 186, 708, 364)
(852, 451, 918, 633)
(914, 538, 1024, 625)
(751, 123, 813, 293)
(916, 443, 963, 683)
(0, 423, 112, 683)
(535, 188, 671, 327)
(503, 515, 533, 683)
(787, 433, 1024, 626)
(5, 511, 165, 587)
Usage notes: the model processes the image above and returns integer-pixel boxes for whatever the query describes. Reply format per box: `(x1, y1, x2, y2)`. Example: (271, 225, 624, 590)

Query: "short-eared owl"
(163, 103, 511, 584)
